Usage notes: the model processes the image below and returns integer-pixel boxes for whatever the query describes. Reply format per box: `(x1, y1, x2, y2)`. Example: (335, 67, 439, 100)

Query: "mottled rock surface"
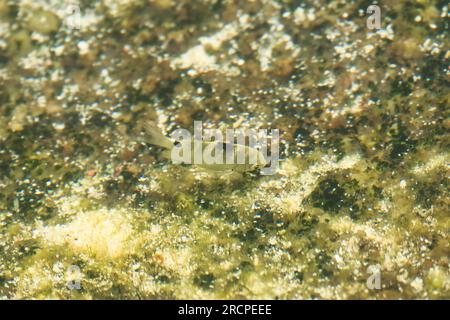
(0, 0, 448, 299)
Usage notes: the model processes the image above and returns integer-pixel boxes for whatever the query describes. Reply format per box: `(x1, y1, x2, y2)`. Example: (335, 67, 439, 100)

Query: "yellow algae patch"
(260, 154, 361, 219)
(35, 208, 138, 260)
(426, 267, 450, 292)
(173, 45, 217, 74)
(170, 17, 251, 76)
(411, 152, 449, 177)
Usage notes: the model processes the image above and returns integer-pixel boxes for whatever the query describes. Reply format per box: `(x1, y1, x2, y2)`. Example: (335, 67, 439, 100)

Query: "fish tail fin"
(144, 124, 174, 150)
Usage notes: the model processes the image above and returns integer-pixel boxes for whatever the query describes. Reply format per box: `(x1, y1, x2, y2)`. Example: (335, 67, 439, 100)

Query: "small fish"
(142, 125, 268, 173)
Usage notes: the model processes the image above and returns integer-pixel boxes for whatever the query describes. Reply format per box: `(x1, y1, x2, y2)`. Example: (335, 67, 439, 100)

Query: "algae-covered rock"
(27, 9, 61, 35)
(0, 0, 448, 300)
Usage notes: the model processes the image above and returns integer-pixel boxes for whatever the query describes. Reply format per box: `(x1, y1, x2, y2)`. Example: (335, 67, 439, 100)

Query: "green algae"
(0, 0, 449, 299)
